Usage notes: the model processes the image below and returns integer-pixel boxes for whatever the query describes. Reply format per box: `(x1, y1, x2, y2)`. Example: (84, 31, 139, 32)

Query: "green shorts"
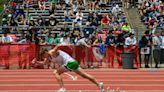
(64, 61, 80, 71)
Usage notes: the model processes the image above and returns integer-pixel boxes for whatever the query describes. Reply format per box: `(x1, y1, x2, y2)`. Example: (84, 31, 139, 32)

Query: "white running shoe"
(57, 88, 66, 92)
(99, 82, 105, 92)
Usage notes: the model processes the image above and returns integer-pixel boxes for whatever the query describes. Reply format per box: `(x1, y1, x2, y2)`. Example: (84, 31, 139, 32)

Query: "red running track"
(0, 69, 164, 92)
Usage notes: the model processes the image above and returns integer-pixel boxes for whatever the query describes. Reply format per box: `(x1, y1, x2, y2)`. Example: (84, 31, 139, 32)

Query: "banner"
(0, 44, 140, 69)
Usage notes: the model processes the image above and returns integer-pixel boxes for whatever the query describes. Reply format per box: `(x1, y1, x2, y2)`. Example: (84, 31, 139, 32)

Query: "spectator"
(56, 2, 66, 10)
(116, 33, 125, 67)
(112, 28, 122, 37)
(140, 31, 152, 68)
(93, 36, 103, 45)
(32, 34, 40, 44)
(61, 23, 71, 33)
(64, 9, 72, 22)
(15, 3, 26, 25)
(77, 0, 84, 9)
(53, 34, 61, 44)
(2, 32, 13, 44)
(105, 31, 116, 46)
(65, 0, 72, 6)
(125, 33, 137, 46)
(36, 15, 45, 26)
(1, 32, 13, 69)
(49, 3, 56, 15)
(9, 18, 17, 26)
(100, 0, 106, 10)
(29, 19, 35, 26)
(60, 35, 70, 44)
(72, 1, 79, 13)
(112, 4, 121, 15)
(160, 30, 164, 49)
(0, 35, 2, 44)
(94, 0, 100, 10)
(87, 12, 94, 23)
(76, 9, 83, 19)
(105, 31, 116, 68)
(38, 0, 46, 10)
(68, 7, 75, 16)
(153, 31, 162, 68)
(49, 15, 58, 26)
(121, 23, 131, 34)
(74, 10, 84, 26)
(124, 0, 129, 9)
(40, 36, 47, 45)
(90, 13, 99, 26)
(73, 16, 82, 27)
(101, 14, 110, 27)
(83, 23, 94, 38)
(45, 33, 54, 44)
(17, 33, 27, 43)
(76, 37, 90, 47)
(159, 17, 164, 27)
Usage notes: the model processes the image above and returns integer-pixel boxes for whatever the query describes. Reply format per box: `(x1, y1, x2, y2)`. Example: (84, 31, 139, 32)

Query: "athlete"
(39, 44, 104, 92)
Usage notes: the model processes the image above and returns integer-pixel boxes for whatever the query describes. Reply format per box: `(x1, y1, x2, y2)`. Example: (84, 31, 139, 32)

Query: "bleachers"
(0, 0, 123, 37)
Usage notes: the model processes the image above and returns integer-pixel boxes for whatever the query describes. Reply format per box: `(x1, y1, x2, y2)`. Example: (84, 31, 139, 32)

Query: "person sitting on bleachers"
(56, 2, 65, 10)
(72, 10, 83, 26)
(36, 15, 45, 26)
(101, 14, 110, 27)
(38, 0, 46, 10)
(40, 36, 47, 45)
(77, 0, 84, 9)
(64, 9, 72, 22)
(15, 3, 26, 25)
(68, 7, 75, 16)
(112, 4, 121, 16)
(90, 12, 99, 27)
(121, 22, 131, 34)
(87, 12, 94, 24)
(72, 1, 79, 13)
(45, 32, 54, 44)
(76, 9, 83, 19)
(49, 15, 58, 26)
(49, 3, 56, 15)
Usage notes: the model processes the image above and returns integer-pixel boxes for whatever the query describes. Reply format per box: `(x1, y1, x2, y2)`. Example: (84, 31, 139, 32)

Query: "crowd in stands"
(137, 0, 164, 68)
(138, 0, 163, 34)
(0, 0, 132, 45)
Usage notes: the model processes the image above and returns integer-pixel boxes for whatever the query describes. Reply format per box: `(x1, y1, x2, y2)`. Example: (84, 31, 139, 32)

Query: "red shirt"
(113, 30, 121, 36)
(101, 17, 110, 24)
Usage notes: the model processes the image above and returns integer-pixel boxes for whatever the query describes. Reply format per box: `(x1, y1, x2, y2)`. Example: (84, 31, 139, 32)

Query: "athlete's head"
(40, 49, 49, 59)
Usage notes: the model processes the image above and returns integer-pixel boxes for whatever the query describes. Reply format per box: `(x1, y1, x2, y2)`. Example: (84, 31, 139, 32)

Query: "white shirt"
(60, 37, 70, 45)
(125, 37, 137, 46)
(153, 36, 161, 47)
(76, 12, 83, 19)
(76, 38, 88, 46)
(2, 36, 13, 43)
(50, 50, 75, 65)
(160, 36, 164, 48)
(65, 0, 70, 4)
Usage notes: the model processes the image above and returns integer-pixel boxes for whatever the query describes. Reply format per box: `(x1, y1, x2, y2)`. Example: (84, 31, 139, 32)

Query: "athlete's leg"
(74, 68, 104, 91)
(74, 68, 99, 86)
(53, 66, 68, 89)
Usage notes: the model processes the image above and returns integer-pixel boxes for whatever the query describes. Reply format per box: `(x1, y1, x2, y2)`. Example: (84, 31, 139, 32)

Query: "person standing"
(140, 31, 152, 68)
(153, 31, 162, 68)
(1, 32, 13, 69)
(105, 31, 116, 67)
